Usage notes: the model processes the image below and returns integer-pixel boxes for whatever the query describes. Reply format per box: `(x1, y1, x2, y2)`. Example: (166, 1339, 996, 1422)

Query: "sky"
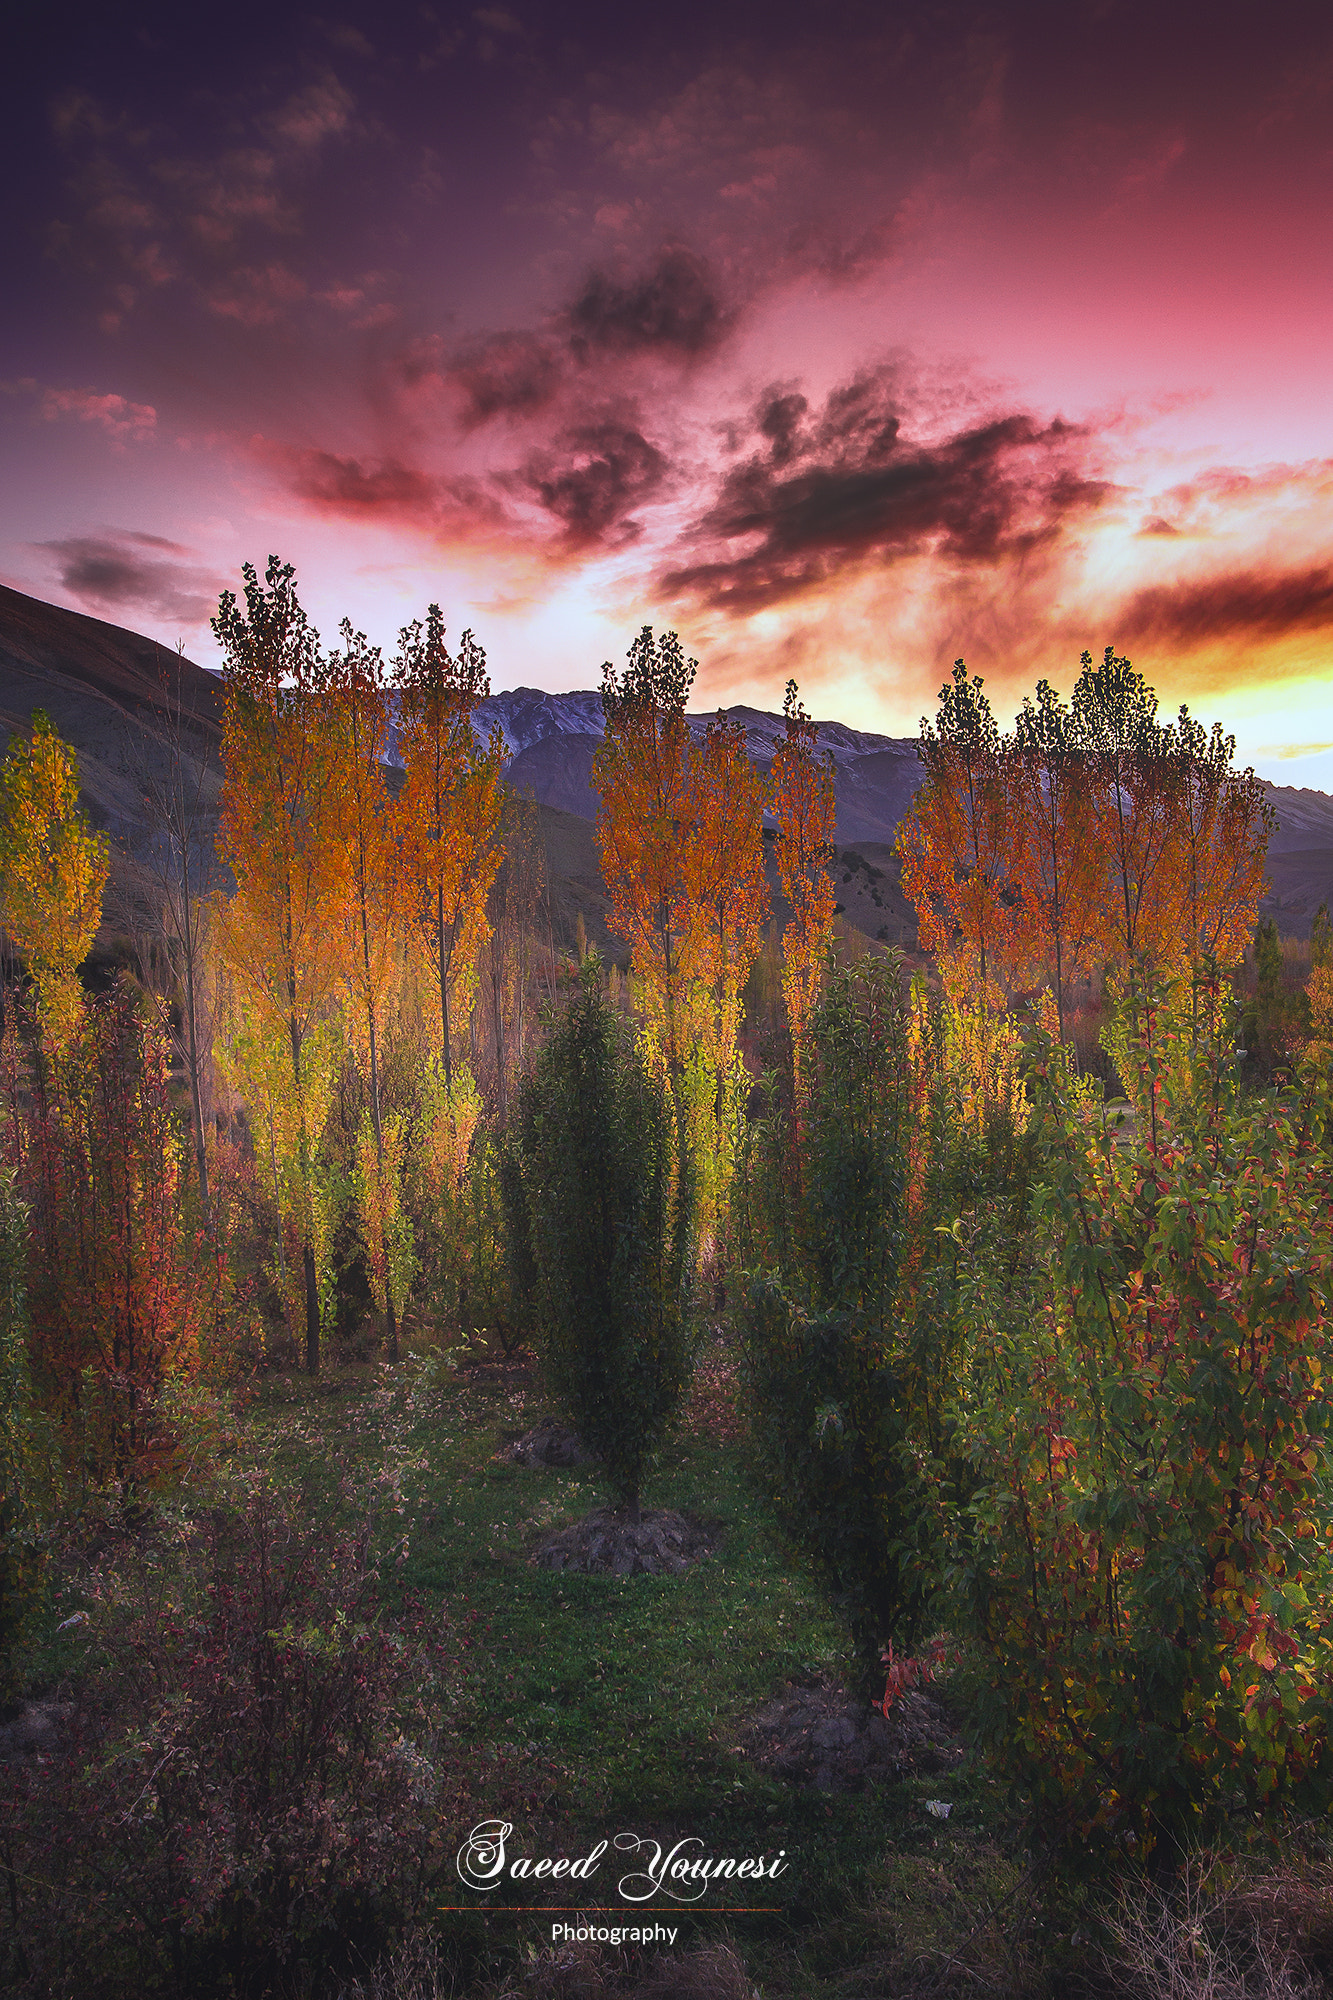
(3, 0, 1333, 783)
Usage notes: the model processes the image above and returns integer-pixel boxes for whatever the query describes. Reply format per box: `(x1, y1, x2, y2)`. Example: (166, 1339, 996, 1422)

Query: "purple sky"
(4, 0, 1333, 780)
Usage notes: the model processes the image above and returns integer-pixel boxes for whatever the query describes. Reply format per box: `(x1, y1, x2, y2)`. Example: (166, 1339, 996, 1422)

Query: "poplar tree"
(213, 560, 345, 1375)
(327, 620, 414, 1362)
(771, 681, 837, 1089)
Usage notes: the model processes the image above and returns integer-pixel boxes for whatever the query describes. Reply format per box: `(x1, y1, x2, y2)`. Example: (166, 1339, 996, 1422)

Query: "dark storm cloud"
(443, 248, 731, 429)
(447, 331, 563, 426)
(1115, 562, 1333, 648)
(280, 448, 440, 514)
(257, 441, 510, 541)
(35, 530, 225, 625)
(663, 370, 1109, 612)
(566, 247, 729, 359)
(521, 421, 668, 547)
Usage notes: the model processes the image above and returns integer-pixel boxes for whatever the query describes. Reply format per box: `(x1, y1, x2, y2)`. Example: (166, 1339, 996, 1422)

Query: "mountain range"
(1, 581, 1330, 950)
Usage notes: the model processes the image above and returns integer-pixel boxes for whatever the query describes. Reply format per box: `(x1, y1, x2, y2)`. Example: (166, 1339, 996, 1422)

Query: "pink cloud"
(37, 386, 157, 441)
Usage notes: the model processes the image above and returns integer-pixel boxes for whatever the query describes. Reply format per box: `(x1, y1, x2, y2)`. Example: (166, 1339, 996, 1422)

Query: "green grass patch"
(227, 1360, 1037, 1992)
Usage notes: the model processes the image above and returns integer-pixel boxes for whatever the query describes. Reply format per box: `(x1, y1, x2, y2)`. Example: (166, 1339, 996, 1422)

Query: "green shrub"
(952, 991, 1333, 1867)
(733, 954, 938, 1692)
(506, 970, 696, 1518)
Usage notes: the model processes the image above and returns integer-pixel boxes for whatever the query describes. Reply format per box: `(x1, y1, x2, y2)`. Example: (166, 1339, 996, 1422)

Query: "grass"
(29, 1344, 1330, 1996)
(222, 1345, 1035, 1994)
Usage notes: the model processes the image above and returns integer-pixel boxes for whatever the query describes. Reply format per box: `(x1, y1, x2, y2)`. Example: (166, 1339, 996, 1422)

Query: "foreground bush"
(0, 1485, 467, 1998)
(953, 994, 1333, 1867)
(0, 1171, 48, 1711)
(1, 983, 219, 1494)
(505, 970, 696, 1519)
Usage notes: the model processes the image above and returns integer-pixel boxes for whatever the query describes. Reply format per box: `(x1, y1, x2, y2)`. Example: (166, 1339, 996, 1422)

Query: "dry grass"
(1103, 1860, 1326, 2000)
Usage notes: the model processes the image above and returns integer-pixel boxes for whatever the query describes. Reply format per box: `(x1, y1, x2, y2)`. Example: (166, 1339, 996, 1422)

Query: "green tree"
(733, 954, 937, 1692)
(506, 968, 695, 1520)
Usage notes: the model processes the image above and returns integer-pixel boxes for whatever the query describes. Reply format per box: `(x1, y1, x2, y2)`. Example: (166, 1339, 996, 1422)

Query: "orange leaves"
(394, 607, 506, 1086)
(897, 650, 1274, 1023)
(897, 661, 1017, 1002)
(685, 712, 769, 1072)
(214, 561, 346, 1050)
(213, 559, 350, 1374)
(594, 627, 700, 1064)
(771, 680, 835, 1073)
(326, 619, 403, 1078)
(595, 628, 772, 1080)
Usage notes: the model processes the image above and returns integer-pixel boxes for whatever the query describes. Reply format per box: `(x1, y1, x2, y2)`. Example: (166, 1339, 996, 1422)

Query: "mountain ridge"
(1, 583, 1331, 937)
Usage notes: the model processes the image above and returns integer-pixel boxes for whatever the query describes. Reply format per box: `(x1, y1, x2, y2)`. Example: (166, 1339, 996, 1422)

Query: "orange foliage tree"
(327, 619, 414, 1362)
(684, 712, 769, 1079)
(394, 607, 506, 1092)
(213, 559, 347, 1376)
(896, 661, 1017, 1003)
(594, 627, 700, 1069)
(899, 651, 1274, 1042)
(771, 681, 836, 1086)
(1010, 681, 1100, 1039)
(1169, 706, 1275, 966)
(1071, 647, 1183, 976)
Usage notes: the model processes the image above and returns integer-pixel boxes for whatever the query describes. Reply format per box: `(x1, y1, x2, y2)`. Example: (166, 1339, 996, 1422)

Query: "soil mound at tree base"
(736, 1676, 964, 1792)
(0, 1699, 74, 1763)
(505, 1419, 595, 1466)
(532, 1507, 719, 1576)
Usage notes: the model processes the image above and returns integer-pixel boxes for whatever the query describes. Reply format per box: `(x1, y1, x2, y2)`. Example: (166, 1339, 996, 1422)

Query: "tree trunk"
(304, 1240, 320, 1375)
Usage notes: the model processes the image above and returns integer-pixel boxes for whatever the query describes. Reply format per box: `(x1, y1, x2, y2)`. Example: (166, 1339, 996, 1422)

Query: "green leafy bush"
(952, 991, 1333, 1866)
(733, 954, 938, 1691)
(506, 972, 696, 1518)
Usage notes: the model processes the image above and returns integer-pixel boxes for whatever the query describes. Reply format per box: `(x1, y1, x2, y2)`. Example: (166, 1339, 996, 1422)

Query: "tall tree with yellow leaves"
(896, 661, 1017, 1002)
(327, 619, 414, 1361)
(771, 681, 836, 1088)
(393, 607, 505, 1090)
(685, 713, 770, 1078)
(594, 628, 700, 1069)
(0, 711, 109, 1046)
(213, 559, 346, 1376)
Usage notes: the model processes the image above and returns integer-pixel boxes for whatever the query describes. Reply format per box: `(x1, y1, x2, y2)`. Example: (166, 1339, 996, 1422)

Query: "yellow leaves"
(940, 986, 1028, 1138)
(395, 618, 505, 1080)
(416, 1062, 481, 1208)
(353, 1108, 415, 1319)
(684, 713, 770, 1076)
(594, 629, 701, 1066)
(0, 710, 109, 1036)
(1309, 966, 1333, 1042)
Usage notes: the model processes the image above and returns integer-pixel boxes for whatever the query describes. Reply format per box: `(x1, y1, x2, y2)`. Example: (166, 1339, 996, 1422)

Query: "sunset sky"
(3, 0, 1332, 782)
